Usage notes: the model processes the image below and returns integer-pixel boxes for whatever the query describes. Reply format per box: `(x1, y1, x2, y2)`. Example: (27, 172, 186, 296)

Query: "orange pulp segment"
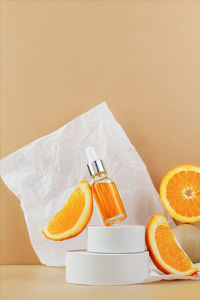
(160, 165, 200, 223)
(145, 214, 199, 276)
(42, 181, 93, 241)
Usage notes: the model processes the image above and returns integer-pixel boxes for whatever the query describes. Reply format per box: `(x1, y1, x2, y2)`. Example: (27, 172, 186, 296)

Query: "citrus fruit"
(42, 181, 93, 241)
(145, 214, 199, 276)
(160, 165, 200, 223)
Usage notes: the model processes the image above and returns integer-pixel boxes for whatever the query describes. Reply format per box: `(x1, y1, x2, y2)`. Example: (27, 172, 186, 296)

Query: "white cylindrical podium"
(66, 250, 149, 285)
(87, 225, 146, 253)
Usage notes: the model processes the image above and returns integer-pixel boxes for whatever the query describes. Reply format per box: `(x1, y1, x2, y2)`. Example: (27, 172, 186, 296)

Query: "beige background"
(1, 0, 200, 265)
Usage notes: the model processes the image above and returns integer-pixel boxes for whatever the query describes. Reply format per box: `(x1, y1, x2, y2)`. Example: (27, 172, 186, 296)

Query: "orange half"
(146, 214, 199, 276)
(42, 181, 93, 241)
(160, 165, 200, 223)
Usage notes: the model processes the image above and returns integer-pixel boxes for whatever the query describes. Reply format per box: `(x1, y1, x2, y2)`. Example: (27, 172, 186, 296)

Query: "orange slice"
(160, 165, 200, 223)
(42, 181, 93, 241)
(145, 214, 199, 276)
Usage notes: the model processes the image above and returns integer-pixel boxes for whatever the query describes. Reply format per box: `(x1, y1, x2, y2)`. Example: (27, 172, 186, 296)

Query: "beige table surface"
(0, 266, 199, 300)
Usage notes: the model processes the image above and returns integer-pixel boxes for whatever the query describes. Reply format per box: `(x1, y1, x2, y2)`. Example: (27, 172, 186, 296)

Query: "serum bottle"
(85, 147, 127, 226)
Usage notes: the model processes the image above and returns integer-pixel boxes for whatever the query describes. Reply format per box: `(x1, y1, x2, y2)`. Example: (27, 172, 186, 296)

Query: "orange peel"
(42, 181, 93, 241)
(160, 165, 200, 223)
(145, 214, 199, 276)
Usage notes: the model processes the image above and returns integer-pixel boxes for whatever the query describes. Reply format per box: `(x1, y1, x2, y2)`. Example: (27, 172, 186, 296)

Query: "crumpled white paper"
(144, 260, 200, 282)
(0, 102, 199, 281)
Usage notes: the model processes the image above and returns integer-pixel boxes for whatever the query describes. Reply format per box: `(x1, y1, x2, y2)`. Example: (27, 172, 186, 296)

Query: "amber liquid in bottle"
(91, 173, 127, 226)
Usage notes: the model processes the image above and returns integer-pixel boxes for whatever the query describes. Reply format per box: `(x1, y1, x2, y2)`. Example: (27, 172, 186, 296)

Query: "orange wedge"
(42, 181, 93, 241)
(160, 165, 200, 223)
(145, 214, 199, 276)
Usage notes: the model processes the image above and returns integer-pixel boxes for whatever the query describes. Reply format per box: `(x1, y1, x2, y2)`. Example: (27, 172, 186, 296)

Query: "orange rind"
(160, 165, 200, 223)
(42, 181, 93, 241)
(145, 214, 199, 276)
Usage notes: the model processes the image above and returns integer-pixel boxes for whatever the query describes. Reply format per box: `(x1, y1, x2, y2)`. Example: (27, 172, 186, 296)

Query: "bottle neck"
(91, 171, 109, 182)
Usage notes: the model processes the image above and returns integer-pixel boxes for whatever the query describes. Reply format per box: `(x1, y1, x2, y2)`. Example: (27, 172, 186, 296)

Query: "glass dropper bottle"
(85, 147, 127, 226)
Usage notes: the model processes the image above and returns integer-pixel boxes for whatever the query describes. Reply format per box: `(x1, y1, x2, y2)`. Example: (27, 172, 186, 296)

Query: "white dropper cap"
(85, 147, 106, 176)
(85, 146, 99, 163)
